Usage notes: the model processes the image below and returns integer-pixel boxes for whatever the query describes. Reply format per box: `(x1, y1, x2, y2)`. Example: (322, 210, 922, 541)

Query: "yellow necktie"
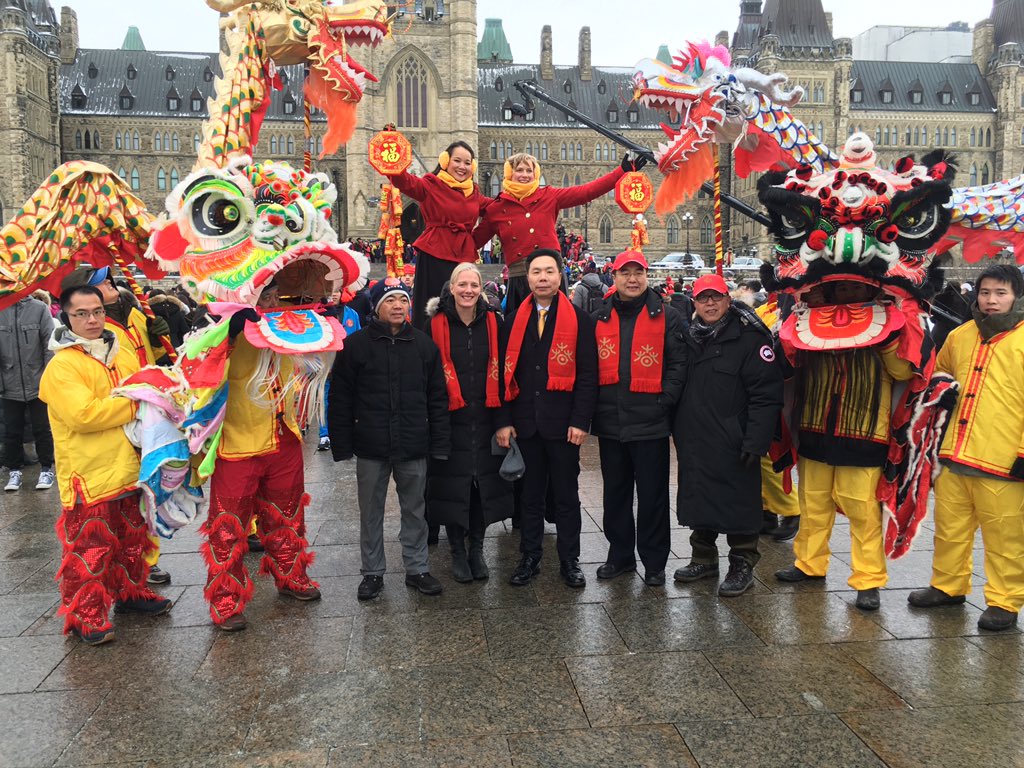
(537, 308, 548, 337)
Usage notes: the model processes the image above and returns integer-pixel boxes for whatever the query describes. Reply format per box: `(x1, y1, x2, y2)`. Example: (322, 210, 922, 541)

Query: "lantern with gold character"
(615, 171, 653, 215)
(368, 127, 411, 176)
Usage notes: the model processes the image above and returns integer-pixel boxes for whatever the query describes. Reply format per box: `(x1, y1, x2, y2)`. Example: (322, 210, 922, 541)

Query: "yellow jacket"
(39, 334, 140, 508)
(106, 306, 156, 367)
(217, 336, 301, 460)
(937, 319, 1024, 478)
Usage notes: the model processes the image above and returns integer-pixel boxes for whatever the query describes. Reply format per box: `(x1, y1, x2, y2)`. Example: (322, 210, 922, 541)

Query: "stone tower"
(0, 0, 62, 224)
(342, 0, 479, 239)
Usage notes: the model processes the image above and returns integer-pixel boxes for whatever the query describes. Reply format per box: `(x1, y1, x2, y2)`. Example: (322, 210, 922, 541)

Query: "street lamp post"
(682, 211, 694, 256)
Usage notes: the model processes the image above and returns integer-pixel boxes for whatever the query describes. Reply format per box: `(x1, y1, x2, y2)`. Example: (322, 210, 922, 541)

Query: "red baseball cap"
(692, 274, 729, 297)
(611, 250, 649, 271)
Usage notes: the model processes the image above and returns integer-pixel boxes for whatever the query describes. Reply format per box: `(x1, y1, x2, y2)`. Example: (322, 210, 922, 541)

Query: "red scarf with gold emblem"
(596, 301, 665, 393)
(504, 292, 578, 400)
(430, 309, 500, 411)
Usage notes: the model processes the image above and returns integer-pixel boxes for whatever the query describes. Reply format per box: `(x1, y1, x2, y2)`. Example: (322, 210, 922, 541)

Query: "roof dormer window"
(190, 88, 203, 112)
(909, 90, 922, 104)
(203, 66, 215, 82)
(597, 79, 607, 95)
(851, 88, 863, 103)
(119, 85, 134, 110)
(283, 93, 296, 115)
(563, 80, 572, 95)
(494, 77, 503, 92)
(126, 64, 137, 80)
(165, 66, 176, 81)
(167, 87, 180, 111)
(71, 84, 87, 109)
(87, 62, 98, 79)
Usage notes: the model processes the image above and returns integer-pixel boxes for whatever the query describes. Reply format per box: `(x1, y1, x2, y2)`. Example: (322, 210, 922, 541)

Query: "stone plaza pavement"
(1, 437, 1022, 768)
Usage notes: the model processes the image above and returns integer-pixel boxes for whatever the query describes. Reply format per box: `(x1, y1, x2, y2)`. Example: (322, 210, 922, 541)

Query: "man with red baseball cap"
(590, 250, 687, 586)
(672, 272, 783, 597)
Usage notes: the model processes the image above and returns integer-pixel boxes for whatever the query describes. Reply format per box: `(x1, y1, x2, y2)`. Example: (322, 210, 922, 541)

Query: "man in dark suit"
(496, 249, 598, 588)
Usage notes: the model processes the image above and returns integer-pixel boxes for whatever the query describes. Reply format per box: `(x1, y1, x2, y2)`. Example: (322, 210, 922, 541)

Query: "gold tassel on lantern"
(377, 183, 405, 278)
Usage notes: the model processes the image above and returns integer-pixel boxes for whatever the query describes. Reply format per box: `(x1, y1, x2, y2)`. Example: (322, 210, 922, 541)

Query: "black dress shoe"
(907, 586, 966, 608)
(357, 575, 383, 600)
(560, 559, 586, 588)
(509, 555, 541, 586)
(643, 570, 666, 587)
(596, 560, 636, 580)
(979, 606, 1018, 632)
(774, 565, 824, 583)
(772, 516, 800, 542)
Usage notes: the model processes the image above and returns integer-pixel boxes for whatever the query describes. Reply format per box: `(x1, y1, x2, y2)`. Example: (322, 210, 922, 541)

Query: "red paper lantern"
(368, 130, 412, 176)
(615, 171, 653, 214)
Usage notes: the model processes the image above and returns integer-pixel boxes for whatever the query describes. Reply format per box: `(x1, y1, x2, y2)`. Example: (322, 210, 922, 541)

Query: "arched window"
(286, 136, 294, 154)
(950, 127, 956, 146)
(561, 143, 567, 161)
(117, 167, 127, 181)
(975, 128, 980, 147)
(130, 168, 140, 191)
(914, 127, 920, 145)
(123, 131, 131, 149)
(875, 127, 882, 144)
(170, 168, 179, 187)
(943, 127, 949, 146)
(969, 164, 978, 185)
(599, 215, 612, 244)
(488, 173, 500, 196)
(115, 133, 122, 150)
(986, 128, 992, 147)
(171, 133, 179, 152)
(75, 130, 82, 149)
(561, 174, 570, 189)
(667, 215, 681, 245)
(595, 142, 601, 160)
(569, 144, 576, 161)
(506, 142, 513, 158)
(576, 142, 583, 160)
(194, 133, 201, 153)
(497, 142, 505, 160)
(157, 167, 167, 191)
(611, 145, 617, 161)
(270, 136, 278, 154)
(934, 128, 940, 145)
(699, 215, 713, 245)
(982, 164, 990, 186)
(133, 131, 140, 150)
(154, 132, 162, 151)
(489, 141, 497, 159)
(84, 131, 91, 149)
(541, 143, 548, 161)
(883, 127, 890, 145)
(395, 56, 429, 128)
(93, 131, 100, 149)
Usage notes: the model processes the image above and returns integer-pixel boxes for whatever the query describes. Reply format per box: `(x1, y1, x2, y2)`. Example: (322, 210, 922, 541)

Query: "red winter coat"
(388, 171, 490, 263)
(472, 168, 624, 266)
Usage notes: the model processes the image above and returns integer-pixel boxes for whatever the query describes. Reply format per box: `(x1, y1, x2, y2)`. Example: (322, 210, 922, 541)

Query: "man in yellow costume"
(909, 264, 1024, 631)
(40, 284, 171, 645)
(63, 265, 173, 586)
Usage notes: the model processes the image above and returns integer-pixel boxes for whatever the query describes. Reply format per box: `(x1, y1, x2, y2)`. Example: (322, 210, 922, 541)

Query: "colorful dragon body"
(634, 40, 1024, 261)
(201, 0, 391, 165)
(632, 42, 838, 214)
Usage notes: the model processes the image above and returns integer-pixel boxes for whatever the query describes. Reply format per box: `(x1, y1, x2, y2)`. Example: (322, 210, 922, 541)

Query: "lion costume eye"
(894, 203, 938, 240)
(181, 177, 252, 242)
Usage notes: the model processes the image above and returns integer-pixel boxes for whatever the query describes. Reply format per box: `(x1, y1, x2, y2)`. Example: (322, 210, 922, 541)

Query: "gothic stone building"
(1, 0, 1020, 262)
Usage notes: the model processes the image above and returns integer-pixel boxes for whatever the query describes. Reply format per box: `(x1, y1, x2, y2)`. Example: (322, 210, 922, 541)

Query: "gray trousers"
(356, 457, 429, 576)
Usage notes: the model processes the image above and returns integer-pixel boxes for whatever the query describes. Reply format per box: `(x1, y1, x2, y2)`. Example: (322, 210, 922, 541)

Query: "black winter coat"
(327, 318, 451, 462)
(497, 295, 598, 439)
(590, 289, 688, 442)
(673, 308, 783, 534)
(424, 295, 513, 527)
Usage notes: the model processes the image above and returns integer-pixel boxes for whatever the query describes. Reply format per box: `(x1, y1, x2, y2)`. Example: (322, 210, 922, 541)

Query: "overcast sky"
(65, 0, 991, 61)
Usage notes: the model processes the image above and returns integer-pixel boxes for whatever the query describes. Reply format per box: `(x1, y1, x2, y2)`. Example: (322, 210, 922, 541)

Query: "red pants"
(55, 493, 158, 635)
(202, 431, 317, 623)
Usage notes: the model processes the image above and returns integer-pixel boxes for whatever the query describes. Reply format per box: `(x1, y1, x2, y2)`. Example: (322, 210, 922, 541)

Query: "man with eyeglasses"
(39, 284, 172, 645)
(672, 274, 783, 597)
(62, 265, 174, 586)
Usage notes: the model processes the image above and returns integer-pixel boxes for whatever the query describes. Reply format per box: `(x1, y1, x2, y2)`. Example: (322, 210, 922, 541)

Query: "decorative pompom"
(807, 229, 829, 251)
(895, 156, 914, 174)
(928, 162, 948, 180)
(877, 224, 899, 244)
(795, 164, 813, 181)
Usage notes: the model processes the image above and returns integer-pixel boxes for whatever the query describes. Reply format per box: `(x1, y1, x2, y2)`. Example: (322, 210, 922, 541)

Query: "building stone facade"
(0, 0, 1020, 265)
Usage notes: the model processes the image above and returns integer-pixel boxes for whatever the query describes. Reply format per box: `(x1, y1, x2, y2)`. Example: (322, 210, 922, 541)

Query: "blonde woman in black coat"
(426, 264, 513, 582)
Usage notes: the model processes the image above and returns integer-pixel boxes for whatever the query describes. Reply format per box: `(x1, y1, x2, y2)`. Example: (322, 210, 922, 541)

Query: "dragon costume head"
(633, 41, 836, 214)
(149, 157, 368, 308)
(758, 133, 953, 352)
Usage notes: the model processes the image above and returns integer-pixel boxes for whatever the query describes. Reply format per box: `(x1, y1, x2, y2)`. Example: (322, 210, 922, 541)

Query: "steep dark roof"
(733, 0, 765, 51)
(4, 0, 59, 52)
(759, 0, 834, 49)
(478, 64, 663, 130)
(995, 0, 1024, 47)
(850, 61, 995, 112)
(60, 48, 321, 121)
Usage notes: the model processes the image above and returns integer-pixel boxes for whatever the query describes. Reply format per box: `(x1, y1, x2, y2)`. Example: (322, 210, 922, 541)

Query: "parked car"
(650, 252, 705, 271)
(730, 256, 765, 271)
